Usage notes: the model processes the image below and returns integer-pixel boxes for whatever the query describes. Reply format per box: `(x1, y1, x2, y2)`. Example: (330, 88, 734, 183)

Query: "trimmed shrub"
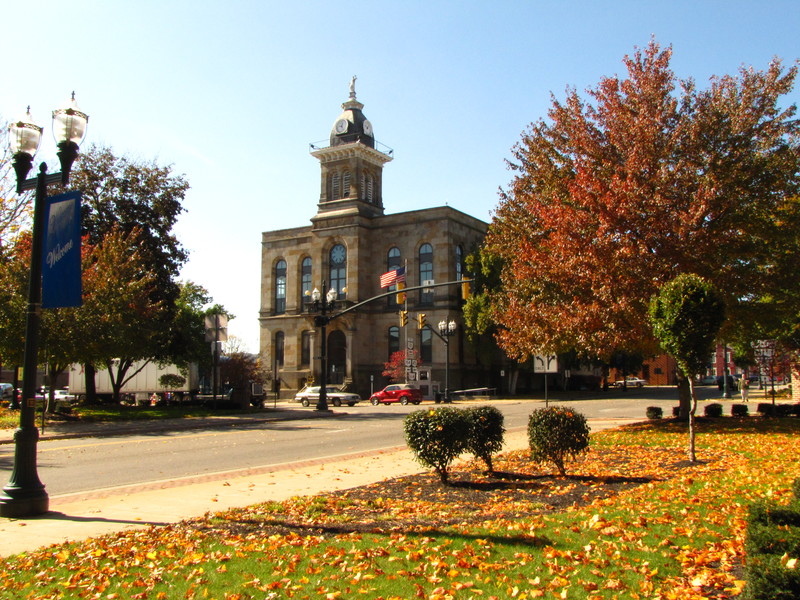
(777, 403, 794, 418)
(746, 521, 800, 556)
(731, 403, 749, 417)
(792, 403, 800, 417)
(744, 553, 800, 600)
(672, 406, 681, 417)
(758, 403, 777, 417)
(749, 503, 800, 528)
(646, 406, 663, 420)
(464, 405, 505, 473)
(704, 403, 723, 418)
(527, 406, 589, 476)
(404, 407, 470, 484)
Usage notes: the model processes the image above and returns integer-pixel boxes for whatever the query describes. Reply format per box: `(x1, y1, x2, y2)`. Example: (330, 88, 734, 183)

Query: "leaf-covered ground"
(1, 418, 798, 599)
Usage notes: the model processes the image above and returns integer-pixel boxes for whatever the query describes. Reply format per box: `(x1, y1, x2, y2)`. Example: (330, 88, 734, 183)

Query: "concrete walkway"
(0, 408, 634, 558)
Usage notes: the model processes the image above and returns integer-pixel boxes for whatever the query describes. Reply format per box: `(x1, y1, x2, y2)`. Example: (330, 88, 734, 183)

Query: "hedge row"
(650, 403, 800, 419)
(744, 479, 800, 599)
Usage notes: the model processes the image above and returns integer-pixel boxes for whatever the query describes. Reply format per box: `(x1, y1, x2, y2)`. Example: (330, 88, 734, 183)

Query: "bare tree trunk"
(677, 374, 691, 419)
(688, 378, 698, 462)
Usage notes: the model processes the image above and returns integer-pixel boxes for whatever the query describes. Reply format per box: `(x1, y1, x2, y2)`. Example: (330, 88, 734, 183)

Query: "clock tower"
(310, 76, 393, 223)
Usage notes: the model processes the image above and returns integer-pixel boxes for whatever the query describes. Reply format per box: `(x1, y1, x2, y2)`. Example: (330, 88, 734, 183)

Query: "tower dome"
(330, 76, 375, 148)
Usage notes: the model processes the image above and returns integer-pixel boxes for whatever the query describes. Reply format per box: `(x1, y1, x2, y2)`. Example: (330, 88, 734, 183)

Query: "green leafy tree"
(485, 41, 800, 384)
(69, 145, 190, 397)
(649, 273, 725, 462)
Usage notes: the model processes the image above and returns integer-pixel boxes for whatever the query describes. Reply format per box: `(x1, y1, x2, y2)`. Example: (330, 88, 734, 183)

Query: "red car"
(369, 384, 424, 405)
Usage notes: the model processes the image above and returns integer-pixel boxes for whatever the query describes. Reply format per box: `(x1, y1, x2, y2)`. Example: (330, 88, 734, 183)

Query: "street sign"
(533, 355, 558, 373)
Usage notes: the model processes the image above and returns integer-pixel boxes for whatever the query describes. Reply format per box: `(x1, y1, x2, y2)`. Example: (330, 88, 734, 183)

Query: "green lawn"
(1, 417, 798, 599)
(0, 404, 264, 430)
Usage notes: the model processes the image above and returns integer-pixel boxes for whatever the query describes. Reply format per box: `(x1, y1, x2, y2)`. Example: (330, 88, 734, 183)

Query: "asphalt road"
(2, 386, 731, 498)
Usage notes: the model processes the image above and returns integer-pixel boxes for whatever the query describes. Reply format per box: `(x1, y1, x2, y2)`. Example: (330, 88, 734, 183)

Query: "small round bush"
(404, 407, 470, 484)
(527, 406, 589, 476)
(704, 403, 723, 418)
(731, 403, 749, 418)
(465, 405, 505, 473)
(646, 406, 663, 420)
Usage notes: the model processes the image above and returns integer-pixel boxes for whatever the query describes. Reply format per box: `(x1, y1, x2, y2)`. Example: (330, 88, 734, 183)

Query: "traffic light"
(418, 313, 427, 330)
(396, 281, 406, 304)
(399, 310, 408, 327)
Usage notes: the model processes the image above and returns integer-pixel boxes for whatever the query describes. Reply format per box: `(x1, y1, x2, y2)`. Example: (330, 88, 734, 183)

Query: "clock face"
(331, 244, 346, 264)
(335, 119, 348, 134)
(363, 119, 373, 135)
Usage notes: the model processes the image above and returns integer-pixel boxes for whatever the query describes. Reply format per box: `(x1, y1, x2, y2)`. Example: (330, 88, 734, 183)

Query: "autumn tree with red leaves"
(486, 41, 800, 380)
(383, 350, 423, 383)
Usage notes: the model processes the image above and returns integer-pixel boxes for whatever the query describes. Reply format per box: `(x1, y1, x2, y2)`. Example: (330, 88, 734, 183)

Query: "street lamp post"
(1, 95, 88, 518)
(308, 283, 339, 412)
(437, 319, 457, 403)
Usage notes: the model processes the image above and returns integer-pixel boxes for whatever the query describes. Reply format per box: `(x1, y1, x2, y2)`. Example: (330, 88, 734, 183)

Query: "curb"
(0, 409, 343, 445)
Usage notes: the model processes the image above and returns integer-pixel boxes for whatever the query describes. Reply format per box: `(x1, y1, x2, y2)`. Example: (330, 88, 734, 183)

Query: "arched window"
(274, 259, 287, 314)
(301, 331, 312, 366)
(419, 243, 433, 305)
(329, 244, 347, 299)
(388, 326, 400, 359)
(342, 171, 350, 198)
(420, 328, 432, 363)
(301, 257, 312, 304)
(387, 247, 401, 306)
(331, 172, 340, 200)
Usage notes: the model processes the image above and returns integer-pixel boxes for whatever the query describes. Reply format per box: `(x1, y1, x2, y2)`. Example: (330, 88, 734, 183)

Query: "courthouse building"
(259, 83, 488, 400)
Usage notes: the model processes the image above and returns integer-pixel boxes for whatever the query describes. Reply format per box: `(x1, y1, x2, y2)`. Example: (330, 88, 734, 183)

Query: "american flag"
(380, 266, 406, 288)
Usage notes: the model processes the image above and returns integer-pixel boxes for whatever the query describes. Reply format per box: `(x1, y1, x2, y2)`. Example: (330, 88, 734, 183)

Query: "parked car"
(716, 375, 736, 391)
(611, 376, 647, 388)
(54, 389, 76, 403)
(697, 375, 717, 386)
(0, 383, 13, 400)
(369, 384, 424, 405)
(294, 385, 360, 407)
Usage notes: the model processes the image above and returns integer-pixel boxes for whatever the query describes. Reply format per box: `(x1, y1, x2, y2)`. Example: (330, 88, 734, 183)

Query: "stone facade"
(259, 86, 488, 400)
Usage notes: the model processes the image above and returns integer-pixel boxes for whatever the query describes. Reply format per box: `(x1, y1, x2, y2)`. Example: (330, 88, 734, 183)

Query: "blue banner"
(42, 190, 82, 308)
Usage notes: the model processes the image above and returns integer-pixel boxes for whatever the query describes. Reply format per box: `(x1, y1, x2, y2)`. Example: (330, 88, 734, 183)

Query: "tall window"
(387, 247, 401, 306)
(388, 326, 400, 359)
(455, 245, 464, 299)
(301, 331, 312, 366)
(366, 174, 374, 202)
(274, 259, 287, 314)
(342, 172, 350, 198)
(419, 243, 433, 305)
(301, 257, 312, 304)
(420, 328, 432, 363)
(329, 244, 347, 299)
(275, 331, 285, 367)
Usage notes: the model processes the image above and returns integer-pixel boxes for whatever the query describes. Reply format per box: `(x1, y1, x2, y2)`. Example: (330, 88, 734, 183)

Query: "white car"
(54, 389, 76, 402)
(294, 386, 360, 407)
(611, 376, 647, 388)
(0, 383, 13, 400)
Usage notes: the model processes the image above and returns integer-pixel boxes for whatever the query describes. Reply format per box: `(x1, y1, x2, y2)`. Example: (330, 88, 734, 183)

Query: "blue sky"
(3, 1, 798, 352)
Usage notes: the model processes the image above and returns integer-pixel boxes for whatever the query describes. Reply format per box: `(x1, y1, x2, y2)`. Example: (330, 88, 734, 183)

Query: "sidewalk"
(0, 408, 634, 558)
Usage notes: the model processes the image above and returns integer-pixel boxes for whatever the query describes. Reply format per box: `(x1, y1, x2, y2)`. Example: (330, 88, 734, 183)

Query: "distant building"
(259, 83, 487, 400)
